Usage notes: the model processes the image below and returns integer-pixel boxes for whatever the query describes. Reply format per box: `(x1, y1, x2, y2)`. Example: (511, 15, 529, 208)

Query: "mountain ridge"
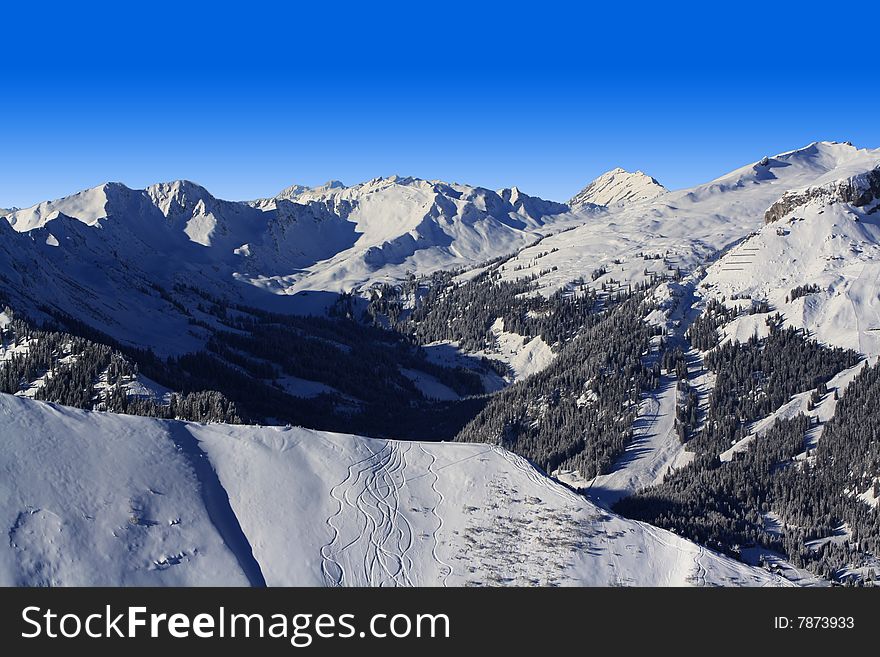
(0, 174, 586, 352)
(2, 139, 880, 586)
(3, 141, 878, 357)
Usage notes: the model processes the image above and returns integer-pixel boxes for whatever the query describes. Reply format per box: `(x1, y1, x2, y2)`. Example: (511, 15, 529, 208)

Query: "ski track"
(419, 444, 453, 586)
(356, 442, 399, 586)
(492, 445, 584, 505)
(375, 441, 414, 587)
(321, 441, 420, 587)
(324, 442, 583, 587)
(693, 544, 707, 587)
(320, 443, 389, 586)
(639, 520, 710, 587)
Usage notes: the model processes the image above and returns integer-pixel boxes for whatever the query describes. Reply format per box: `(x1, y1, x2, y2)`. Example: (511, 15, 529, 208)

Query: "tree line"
(454, 294, 663, 477)
(617, 304, 875, 583)
(0, 308, 241, 423)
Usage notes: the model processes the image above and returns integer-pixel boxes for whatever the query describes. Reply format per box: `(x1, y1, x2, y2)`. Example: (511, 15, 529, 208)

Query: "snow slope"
(1, 177, 587, 353)
(719, 360, 869, 463)
(560, 281, 699, 505)
(0, 394, 250, 586)
(0, 393, 788, 587)
(499, 142, 880, 300)
(251, 176, 587, 294)
(702, 160, 880, 358)
(569, 167, 667, 209)
(583, 375, 684, 507)
(481, 317, 555, 381)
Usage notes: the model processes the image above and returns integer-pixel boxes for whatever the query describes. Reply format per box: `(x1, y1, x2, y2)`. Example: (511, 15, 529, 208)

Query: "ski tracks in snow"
(321, 441, 452, 586)
(320, 445, 380, 586)
(321, 441, 601, 586)
(419, 444, 453, 586)
(692, 543, 707, 587)
(491, 445, 583, 504)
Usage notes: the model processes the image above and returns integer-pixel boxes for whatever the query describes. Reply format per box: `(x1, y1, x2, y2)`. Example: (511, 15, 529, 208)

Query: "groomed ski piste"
(0, 393, 788, 587)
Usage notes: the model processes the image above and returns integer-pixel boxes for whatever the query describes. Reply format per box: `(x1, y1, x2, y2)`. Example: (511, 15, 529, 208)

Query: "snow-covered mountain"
(5, 176, 579, 287)
(274, 180, 345, 200)
(3, 142, 878, 403)
(8, 142, 873, 357)
(499, 142, 880, 303)
(249, 176, 583, 293)
(487, 141, 880, 542)
(3, 139, 880, 587)
(0, 392, 788, 586)
(701, 157, 880, 358)
(569, 167, 667, 209)
(1, 176, 582, 352)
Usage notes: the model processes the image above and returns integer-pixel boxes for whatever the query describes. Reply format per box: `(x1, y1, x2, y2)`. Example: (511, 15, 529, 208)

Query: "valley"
(2, 140, 879, 586)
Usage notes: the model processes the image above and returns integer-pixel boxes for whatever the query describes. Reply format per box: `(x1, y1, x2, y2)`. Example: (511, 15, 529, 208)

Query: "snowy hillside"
(0, 176, 584, 352)
(701, 159, 880, 358)
(569, 167, 667, 209)
(0, 393, 787, 587)
(484, 143, 880, 570)
(498, 142, 880, 300)
(0, 393, 250, 586)
(250, 176, 585, 294)
(3, 140, 880, 587)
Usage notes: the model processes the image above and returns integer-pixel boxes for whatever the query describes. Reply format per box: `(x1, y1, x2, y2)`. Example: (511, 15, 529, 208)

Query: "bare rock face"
(765, 167, 880, 223)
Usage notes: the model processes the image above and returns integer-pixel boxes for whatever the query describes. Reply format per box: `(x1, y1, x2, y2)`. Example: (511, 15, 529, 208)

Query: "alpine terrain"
(2, 140, 879, 586)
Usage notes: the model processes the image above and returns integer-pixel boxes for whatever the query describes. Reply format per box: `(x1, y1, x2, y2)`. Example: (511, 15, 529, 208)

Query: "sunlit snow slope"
(501, 142, 880, 299)
(0, 394, 787, 587)
(0, 177, 585, 353)
(569, 167, 667, 209)
(701, 155, 880, 358)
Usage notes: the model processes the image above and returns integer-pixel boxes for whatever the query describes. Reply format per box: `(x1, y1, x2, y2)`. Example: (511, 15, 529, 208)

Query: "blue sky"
(2, 1, 879, 208)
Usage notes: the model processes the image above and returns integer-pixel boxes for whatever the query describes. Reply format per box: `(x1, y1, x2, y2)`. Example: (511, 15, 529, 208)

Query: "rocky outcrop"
(764, 167, 880, 223)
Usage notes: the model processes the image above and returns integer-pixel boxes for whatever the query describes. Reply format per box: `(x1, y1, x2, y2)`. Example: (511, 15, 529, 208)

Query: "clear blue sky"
(2, 1, 878, 208)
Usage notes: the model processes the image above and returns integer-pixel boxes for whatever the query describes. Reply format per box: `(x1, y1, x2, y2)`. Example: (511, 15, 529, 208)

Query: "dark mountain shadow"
(166, 422, 266, 587)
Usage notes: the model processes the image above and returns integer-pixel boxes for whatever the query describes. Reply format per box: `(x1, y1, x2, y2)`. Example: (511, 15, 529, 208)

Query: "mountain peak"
(4, 182, 128, 231)
(146, 179, 212, 197)
(777, 140, 856, 157)
(276, 180, 345, 200)
(569, 168, 666, 209)
(144, 180, 218, 218)
(764, 141, 863, 171)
